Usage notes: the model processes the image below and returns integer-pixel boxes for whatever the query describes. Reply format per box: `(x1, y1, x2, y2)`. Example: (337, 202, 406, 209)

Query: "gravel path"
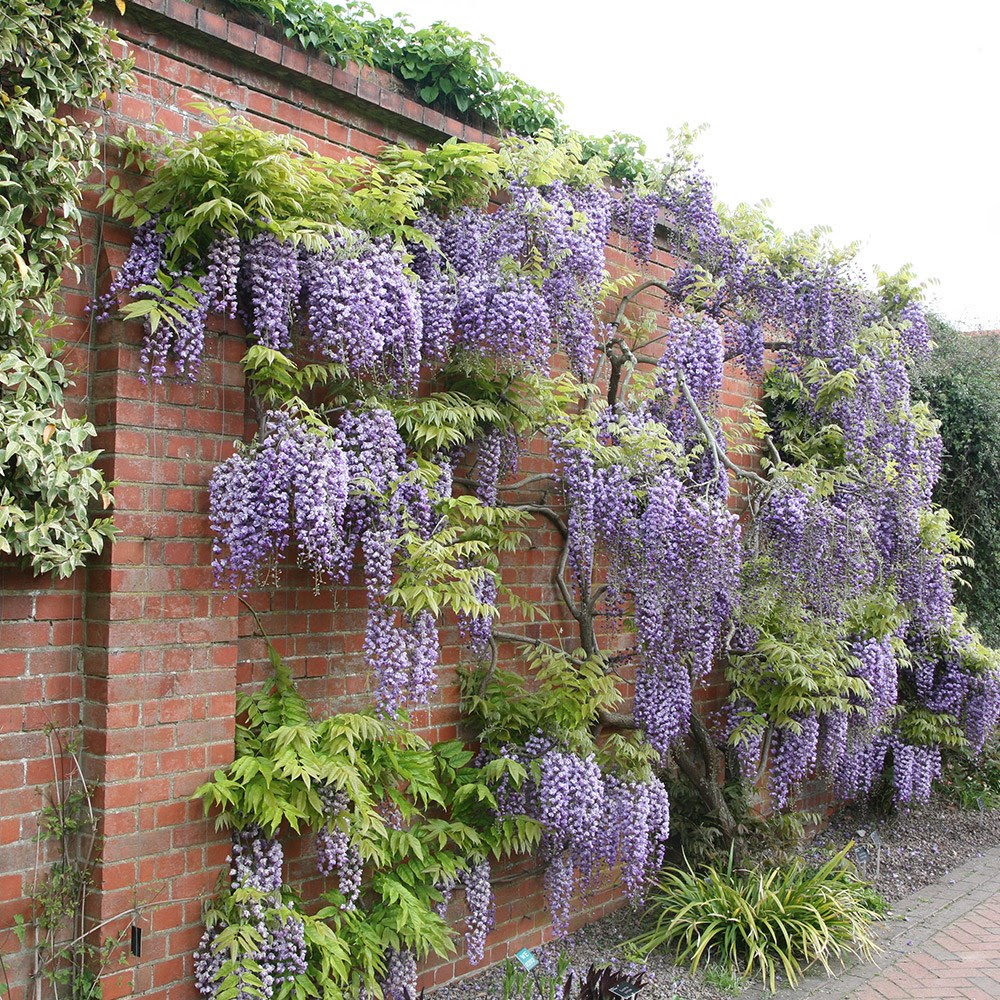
(430, 793, 1000, 999)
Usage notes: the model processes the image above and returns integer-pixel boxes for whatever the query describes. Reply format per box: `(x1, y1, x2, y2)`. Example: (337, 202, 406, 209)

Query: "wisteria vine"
(103, 113, 1000, 997)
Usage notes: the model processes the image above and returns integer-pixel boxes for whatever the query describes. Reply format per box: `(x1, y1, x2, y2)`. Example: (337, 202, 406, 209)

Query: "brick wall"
(0, 2, 764, 997)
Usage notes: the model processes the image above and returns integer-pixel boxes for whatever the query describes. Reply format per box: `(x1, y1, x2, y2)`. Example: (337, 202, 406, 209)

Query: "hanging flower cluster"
(493, 736, 670, 935)
(110, 226, 423, 387)
(194, 828, 306, 1000)
(409, 176, 618, 379)
(209, 405, 441, 713)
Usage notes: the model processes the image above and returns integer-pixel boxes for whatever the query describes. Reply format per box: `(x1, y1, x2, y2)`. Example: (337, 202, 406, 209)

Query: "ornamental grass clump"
(628, 844, 881, 992)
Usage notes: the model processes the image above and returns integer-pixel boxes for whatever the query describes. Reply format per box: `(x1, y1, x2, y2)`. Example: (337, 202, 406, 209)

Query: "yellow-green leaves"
(629, 846, 882, 992)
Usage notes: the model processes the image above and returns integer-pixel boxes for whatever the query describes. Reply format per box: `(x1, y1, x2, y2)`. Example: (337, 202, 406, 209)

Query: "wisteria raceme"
(300, 233, 423, 386)
(598, 774, 670, 904)
(195, 828, 290, 1000)
(364, 603, 413, 715)
(433, 874, 455, 920)
(380, 948, 418, 1000)
(193, 926, 225, 999)
(753, 482, 876, 621)
(550, 432, 597, 589)
(726, 703, 765, 782)
(203, 234, 241, 318)
(209, 410, 350, 590)
(646, 312, 724, 450)
(834, 732, 889, 801)
(551, 403, 739, 756)
(492, 739, 671, 935)
(543, 852, 575, 938)
(768, 714, 820, 810)
(890, 737, 941, 804)
(898, 301, 932, 359)
(263, 914, 308, 982)
(230, 825, 284, 895)
(453, 272, 551, 369)
(408, 230, 457, 362)
(474, 427, 503, 507)
(629, 467, 740, 755)
(406, 610, 440, 704)
(817, 709, 849, 774)
(316, 785, 362, 909)
(95, 219, 165, 322)
(290, 426, 351, 583)
(138, 268, 210, 382)
(238, 231, 300, 351)
(460, 858, 495, 965)
(457, 565, 497, 656)
(610, 188, 659, 259)
(536, 181, 613, 378)
(964, 668, 1000, 755)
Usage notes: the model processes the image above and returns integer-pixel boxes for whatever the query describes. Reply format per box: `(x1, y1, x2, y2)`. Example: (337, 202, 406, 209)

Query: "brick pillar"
(83, 245, 245, 998)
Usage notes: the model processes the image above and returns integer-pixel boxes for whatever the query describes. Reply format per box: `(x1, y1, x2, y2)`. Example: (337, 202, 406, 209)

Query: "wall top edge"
(98, 0, 499, 148)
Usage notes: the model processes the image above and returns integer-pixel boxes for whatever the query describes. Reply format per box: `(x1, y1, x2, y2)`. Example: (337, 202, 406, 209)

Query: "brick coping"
(98, 0, 496, 146)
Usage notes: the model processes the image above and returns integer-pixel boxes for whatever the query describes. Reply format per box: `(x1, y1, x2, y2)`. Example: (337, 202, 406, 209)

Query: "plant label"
(514, 948, 538, 971)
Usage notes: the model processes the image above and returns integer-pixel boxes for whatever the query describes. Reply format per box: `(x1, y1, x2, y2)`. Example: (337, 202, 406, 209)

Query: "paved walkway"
(741, 845, 1000, 999)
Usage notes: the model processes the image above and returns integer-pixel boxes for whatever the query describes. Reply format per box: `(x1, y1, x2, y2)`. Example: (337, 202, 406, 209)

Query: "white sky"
(375, 0, 1000, 330)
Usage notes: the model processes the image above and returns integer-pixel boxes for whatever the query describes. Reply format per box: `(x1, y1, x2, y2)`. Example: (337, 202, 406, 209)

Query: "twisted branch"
(492, 631, 566, 657)
(676, 373, 770, 488)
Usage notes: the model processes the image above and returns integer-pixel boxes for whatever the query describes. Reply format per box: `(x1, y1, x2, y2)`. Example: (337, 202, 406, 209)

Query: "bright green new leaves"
(195, 647, 541, 997)
(104, 108, 500, 256)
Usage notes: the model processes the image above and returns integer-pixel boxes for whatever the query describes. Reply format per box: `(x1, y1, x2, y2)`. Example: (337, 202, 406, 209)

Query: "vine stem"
(676, 373, 770, 488)
(492, 631, 566, 657)
(238, 595, 270, 641)
(510, 503, 569, 538)
(452, 474, 558, 495)
(609, 278, 676, 331)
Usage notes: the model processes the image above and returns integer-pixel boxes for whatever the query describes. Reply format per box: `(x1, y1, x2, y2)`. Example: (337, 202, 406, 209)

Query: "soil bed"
(805, 790, 1000, 904)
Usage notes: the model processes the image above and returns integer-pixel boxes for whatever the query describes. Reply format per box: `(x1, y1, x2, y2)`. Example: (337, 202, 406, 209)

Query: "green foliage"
(727, 606, 871, 734)
(663, 767, 819, 867)
(195, 646, 541, 997)
(103, 114, 624, 355)
(104, 106, 500, 256)
(0, 0, 126, 577)
(937, 735, 1000, 810)
(913, 322, 1000, 643)
(628, 845, 882, 992)
(223, 0, 563, 134)
(461, 643, 622, 755)
(701, 963, 744, 995)
(893, 615, 999, 753)
(220, 0, 686, 180)
(728, 577, 908, 767)
(389, 490, 528, 620)
(577, 131, 651, 184)
(0, 341, 115, 576)
(718, 201, 861, 276)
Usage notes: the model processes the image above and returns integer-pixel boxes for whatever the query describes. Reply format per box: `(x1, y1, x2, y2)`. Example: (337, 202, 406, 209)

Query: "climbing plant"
(0, 0, 124, 576)
(99, 101, 1000, 999)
